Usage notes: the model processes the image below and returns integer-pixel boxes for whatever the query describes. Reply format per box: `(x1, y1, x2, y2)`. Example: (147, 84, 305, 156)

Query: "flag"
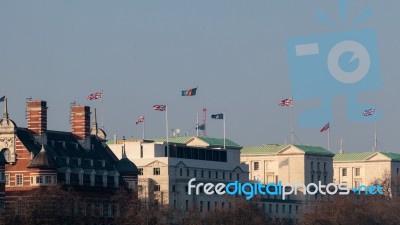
(363, 108, 376, 116)
(153, 105, 167, 111)
(181, 88, 197, 96)
(135, 116, 144, 125)
(279, 98, 292, 106)
(320, 123, 330, 132)
(196, 124, 206, 130)
(87, 92, 102, 100)
(0, 96, 5, 102)
(211, 113, 224, 119)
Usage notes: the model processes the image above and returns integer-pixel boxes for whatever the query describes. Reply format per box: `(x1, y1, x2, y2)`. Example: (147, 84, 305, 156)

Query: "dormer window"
(66, 157, 70, 165)
(78, 158, 81, 166)
(102, 161, 105, 168)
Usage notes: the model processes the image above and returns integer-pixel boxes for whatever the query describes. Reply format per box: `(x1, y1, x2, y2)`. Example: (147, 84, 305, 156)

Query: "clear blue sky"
(1, 0, 399, 153)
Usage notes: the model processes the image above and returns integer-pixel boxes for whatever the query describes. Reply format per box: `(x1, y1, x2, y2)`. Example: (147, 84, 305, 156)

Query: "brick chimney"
(71, 105, 90, 139)
(26, 100, 47, 135)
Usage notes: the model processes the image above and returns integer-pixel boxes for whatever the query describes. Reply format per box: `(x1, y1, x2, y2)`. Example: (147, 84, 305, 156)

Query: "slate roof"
(27, 145, 57, 169)
(16, 128, 138, 174)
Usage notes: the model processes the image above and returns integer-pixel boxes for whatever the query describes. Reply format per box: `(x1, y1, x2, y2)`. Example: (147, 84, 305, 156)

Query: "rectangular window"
(45, 176, 52, 184)
(215, 171, 218, 179)
(201, 170, 204, 178)
(311, 161, 314, 170)
(237, 173, 240, 180)
(207, 201, 210, 212)
(342, 168, 347, 176)
(269, 204, 272, 213)
(208, 171, 211, 178)
(222, 172, 225, 179)
(172, 185, 176, 192)
(355, 168, 360, 176)
(16, 174, 23, 186)
(5, 174, 9, 186)
(282, 205, 286, 213)
(200, 201, 203, 212)
(317, 162, 320, 170)
(254, 162, 259, 171)
(138, 168, 143, 175)
(164, 146, 168, 157)
(154, 185, 161, 192)
(275, 204, 279, 213)
(140, 146, 143, 158)
(186, 200, 189, 212)
(289, 205, 292, 214)
(324, 162, 326, 171)
(153, 168, 161, 175)
(186, 169, 190, 177)
(230, 173, 232, 180)
(355, 181, 361, 188)
(180, 168, 183, 177)
(194, 170, 197, 177)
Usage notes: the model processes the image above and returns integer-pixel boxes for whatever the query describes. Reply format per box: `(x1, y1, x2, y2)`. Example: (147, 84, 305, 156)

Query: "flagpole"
(101, 90, 104, 128)
(196, 86, 199, 137)
(223, 111, 226, 149)
(328, 124, 330, 151)
(143, 116, 146, 140)
(166, 105, 169, 155)
(291, 97, 294, 144)
(374, 121, 377, 152)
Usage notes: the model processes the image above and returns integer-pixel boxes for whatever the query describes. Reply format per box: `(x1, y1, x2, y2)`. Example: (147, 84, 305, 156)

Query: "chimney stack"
(71, 105, 90, 139)
(27, 100, 47, 135)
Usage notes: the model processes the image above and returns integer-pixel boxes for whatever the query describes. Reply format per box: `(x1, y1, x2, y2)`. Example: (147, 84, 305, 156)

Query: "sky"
(1, 0, 399, 153)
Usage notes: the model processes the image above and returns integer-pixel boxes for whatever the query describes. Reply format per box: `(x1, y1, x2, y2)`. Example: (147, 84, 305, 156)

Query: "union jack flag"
(153, 105, 166, 111)
(363, 108, 376, 116)
(87, 92, 102, 100)
(135, 116, 144, 125)
(279, 98, 292, 106)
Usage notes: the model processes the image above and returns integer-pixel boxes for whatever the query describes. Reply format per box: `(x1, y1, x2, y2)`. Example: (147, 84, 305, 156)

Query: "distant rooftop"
(241, 144, 334, 156)
(334, 151, 400, 161)
(107, 136, 242, 149)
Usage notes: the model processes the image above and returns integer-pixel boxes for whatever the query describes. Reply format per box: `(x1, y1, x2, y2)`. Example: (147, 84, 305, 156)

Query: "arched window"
(1, 149, 10, 162)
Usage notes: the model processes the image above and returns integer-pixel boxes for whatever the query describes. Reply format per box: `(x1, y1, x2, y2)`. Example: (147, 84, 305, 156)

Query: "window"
(79, 173, 84, 185)
(311, 161, 314, 170)
(186, 200, 189, 212)
(90, 174, 95, 186)
(311, 175, 314, 183)
(222, 172, 225, 179)
(215, 171, 218, 179)
(66, 172, 70, 185)
(269, 204, 272, 213)
(342, 168, 347, 176)
(237, 173, 240, 180)
(317, 162, 320, 170)
(207, 201, 210, 212)
(138, 168, 144, 175)
(5, 174, 9, 186)
(2, 149, 10, 162)
(355, 181, 361, 188)
(153, 168, 161, 175)
(172, 185, 176, 192)
(355, 168, 360, 176)
(282, 205, 286, 213)
(180, 168, 183, 176)
(275, 204, 279, 213)
(194, 170, 197, 177)
(154, 185, 161, 192)
(103, 174, 108, 187)
(164, 146, 168, 157)
(45, 176, 52, 184)
(201, 170, 204, 178)
(186, 169, 190, 177)
(16, 174, 23, 186)
(208, 171, 211, 178)
(254, 162, 259, 171)
(200, 201, 203, 212)
(140, 146, 143, 158)
(289, 205, 292, 214)
(230, 173, 232, 180)
(324, 162, 326, 171)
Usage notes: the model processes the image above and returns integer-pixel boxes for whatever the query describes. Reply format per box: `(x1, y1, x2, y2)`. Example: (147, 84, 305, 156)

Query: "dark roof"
(27, 145, 57, 169)
(115, 158, 139, 175)
(115, 149, 138, 175)
(16, 128, 120, 172)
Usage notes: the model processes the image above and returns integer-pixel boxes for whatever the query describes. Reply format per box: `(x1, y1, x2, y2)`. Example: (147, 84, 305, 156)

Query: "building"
(240, 144, 335, 221)
(0, 149, 7, 211)
(333, 151, 400, 190)
(0, 98, 138, 220)
(107, 136, 249, 212)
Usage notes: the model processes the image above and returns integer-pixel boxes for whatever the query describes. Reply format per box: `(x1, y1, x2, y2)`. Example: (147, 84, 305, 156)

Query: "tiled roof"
(333, 152, 374, 161)
(241, 144, 334, 156)
(241, 145, 282, 155)
(27, 145, 57, 169)
(380, 152, 400, 161)
(334, 152, 400, 162)
(197, 137, 241, 148)
(292, 145, 335, 156)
